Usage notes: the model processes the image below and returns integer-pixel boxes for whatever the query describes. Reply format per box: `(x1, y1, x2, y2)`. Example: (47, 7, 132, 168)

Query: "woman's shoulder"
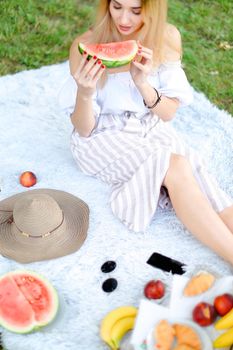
(163, 23, 182, 62)
(164, 23, 181, 41)
(69, 29, 93, 75)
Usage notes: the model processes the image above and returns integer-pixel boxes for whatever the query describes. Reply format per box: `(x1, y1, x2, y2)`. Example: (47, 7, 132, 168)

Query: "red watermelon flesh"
(0, 276, 35, 330)
(0, 271, 59, 333)
(78, 40, 138, 68)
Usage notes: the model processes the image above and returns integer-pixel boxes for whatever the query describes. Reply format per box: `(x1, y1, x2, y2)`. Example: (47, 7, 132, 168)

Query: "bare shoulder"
(163, 23, 182, 62)
(69, 29, 93, 75)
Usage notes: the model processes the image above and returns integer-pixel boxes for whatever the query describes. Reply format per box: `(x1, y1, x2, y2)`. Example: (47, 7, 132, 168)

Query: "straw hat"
(0, 189, 89, 263)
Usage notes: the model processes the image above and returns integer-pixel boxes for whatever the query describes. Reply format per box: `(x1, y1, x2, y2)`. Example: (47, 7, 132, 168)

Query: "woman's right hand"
(72, 52, 106, 97)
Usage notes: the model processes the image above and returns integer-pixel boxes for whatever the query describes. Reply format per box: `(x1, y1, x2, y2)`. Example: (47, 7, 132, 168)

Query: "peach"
(192, 302, 217, 326)
(214, 293, 233, 316)
(19, 171, 37, 187)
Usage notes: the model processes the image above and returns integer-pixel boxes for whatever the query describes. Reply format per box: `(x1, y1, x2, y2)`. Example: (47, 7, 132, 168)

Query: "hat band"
(12, 212, 65, 238)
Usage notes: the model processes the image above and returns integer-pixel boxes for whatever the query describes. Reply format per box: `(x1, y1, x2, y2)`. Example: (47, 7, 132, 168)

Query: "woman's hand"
(72, 52, 106, 97)
(130, 42, 153, 88)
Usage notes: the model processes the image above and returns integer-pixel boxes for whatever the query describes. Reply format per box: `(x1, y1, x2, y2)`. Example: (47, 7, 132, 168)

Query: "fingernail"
(98, 60, 102, 64)
(101, 64, 105, 69)
(93, 55, 97, 59)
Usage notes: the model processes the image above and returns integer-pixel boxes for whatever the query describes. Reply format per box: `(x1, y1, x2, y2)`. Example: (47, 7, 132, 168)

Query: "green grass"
(1, 0, 232, 115)
(0, 0, 94, 72)
(168, 0, 233, 115)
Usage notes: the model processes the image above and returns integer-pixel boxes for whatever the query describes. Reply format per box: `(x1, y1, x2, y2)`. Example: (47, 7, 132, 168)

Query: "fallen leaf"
(210, 70, 219, 75)
(218, 41, 233, 50)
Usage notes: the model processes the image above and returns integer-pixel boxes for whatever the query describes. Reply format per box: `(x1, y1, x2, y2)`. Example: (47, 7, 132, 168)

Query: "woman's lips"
(119, 25, 132, 32)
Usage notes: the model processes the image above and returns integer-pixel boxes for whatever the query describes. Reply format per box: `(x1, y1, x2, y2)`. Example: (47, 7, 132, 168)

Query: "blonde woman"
(59, 0, 233, 265)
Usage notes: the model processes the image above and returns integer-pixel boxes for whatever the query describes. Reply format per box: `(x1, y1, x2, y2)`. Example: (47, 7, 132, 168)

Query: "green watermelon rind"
(0, 270, 59, 334)
(78, 41, 138, 68)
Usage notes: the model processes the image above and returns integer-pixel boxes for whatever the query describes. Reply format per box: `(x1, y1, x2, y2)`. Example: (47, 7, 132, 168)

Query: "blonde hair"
(78, 0, 179, 87)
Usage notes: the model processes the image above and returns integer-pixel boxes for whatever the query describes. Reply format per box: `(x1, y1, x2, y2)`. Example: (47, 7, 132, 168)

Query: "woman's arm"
(69, 33, 104, 137)
(70, 90, 96, 138)
(135, 24, 182, 121)
(136, 83, 180, 121)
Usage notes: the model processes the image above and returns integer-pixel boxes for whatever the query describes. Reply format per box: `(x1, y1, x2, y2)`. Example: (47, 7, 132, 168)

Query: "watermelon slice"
(0, 270, 59, 333)
(78, 40, 138, 68)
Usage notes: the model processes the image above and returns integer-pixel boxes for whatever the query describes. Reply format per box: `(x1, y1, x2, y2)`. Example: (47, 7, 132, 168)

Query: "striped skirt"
(70, 112, 232, 232)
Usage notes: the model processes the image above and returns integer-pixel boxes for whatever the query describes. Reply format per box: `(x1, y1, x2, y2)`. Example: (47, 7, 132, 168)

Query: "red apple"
(144, 280, 165, 300)
(192, 302, 217, 326)
(19, 171, 37, 187)
(214, 293, 233, 316)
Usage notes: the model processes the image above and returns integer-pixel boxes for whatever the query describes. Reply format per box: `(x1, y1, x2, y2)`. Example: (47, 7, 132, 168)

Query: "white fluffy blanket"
(0, 61, 232, 350)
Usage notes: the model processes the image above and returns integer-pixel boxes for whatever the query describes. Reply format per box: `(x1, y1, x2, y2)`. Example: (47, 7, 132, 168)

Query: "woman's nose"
(119, 11, 131, 25)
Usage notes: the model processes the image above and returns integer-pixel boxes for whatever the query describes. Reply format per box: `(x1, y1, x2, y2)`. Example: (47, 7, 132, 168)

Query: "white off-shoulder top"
(58, 60, 193, 133)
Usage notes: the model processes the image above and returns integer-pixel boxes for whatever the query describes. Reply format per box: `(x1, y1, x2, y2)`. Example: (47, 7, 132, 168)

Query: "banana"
(215, 308, 233, 330)
(100, 305, 137, 349)
(213, 327, 233, 348)
(110, 315, 136, 350)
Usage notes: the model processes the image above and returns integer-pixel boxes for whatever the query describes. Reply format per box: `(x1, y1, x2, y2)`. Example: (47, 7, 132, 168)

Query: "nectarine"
(19, 171, 37, 187)
(214, 293, 233, 316)
(192, 302, 217, 326)
(144, 280, 165, 300)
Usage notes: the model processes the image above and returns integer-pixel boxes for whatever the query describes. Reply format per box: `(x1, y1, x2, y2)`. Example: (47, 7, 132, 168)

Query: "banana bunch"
(100, 305, 137, 349)
(213, 308, 233, 348)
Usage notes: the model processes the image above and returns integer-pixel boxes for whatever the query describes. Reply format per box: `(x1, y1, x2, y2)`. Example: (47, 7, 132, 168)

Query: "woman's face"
(109, 0, 143, 38)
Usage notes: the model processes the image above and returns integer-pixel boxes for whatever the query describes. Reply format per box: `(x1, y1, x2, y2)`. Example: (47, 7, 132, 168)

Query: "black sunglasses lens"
(102, 278, 118, 293)
(101, 260, 117, 273)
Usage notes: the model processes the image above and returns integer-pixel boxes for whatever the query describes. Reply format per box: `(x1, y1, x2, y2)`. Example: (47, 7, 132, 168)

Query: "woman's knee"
(163, 153, 193, 188)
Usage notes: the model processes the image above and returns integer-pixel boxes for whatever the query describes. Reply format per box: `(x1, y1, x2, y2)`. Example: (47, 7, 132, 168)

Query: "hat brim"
(0, 189, 89, 263)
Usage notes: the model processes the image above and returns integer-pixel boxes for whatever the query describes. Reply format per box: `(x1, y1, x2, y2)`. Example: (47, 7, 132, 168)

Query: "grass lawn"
(1, 0, 232, 115)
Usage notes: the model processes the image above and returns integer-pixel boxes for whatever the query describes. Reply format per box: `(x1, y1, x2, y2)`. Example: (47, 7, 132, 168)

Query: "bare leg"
(163, 154, 233, 265)
(219, 206, 233, 233)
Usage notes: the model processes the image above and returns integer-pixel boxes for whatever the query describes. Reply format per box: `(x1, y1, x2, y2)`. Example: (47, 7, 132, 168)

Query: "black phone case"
(147, 252, 186, 275)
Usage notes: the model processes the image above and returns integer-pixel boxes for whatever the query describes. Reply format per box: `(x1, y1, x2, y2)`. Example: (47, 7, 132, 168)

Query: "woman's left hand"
(130, 42, 153, 87)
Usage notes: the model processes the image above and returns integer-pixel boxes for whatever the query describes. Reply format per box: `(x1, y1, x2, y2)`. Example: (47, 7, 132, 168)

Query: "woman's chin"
(118, 31, 136, 40)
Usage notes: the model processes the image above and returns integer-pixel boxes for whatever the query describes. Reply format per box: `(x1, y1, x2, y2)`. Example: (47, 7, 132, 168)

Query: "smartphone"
(147, 252, 186, 275)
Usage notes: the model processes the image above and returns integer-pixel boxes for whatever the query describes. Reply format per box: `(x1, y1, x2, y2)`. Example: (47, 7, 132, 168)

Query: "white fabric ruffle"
(58, 60, 193, 121)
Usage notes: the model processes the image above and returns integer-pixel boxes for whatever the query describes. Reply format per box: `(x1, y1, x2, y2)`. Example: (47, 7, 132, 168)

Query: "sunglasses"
(101, 260, 118, 293)
(0, 332, 4, 350)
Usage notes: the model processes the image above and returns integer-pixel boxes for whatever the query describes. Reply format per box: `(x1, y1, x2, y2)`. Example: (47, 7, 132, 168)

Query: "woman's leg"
(163, 154, 233, 265)
(219, 206, 233, 233)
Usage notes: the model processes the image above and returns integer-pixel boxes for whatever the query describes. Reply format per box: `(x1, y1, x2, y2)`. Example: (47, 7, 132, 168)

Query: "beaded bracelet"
(143, 88, 162, 109)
